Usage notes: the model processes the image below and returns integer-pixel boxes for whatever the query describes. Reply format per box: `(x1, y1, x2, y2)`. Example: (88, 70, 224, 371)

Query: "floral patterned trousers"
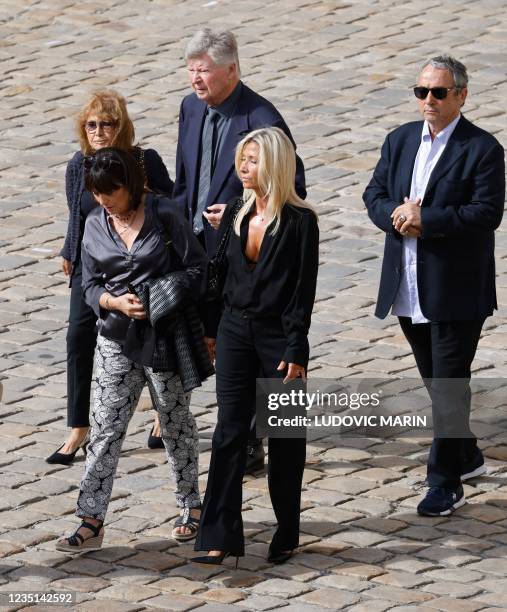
(76, 335, 201, 521)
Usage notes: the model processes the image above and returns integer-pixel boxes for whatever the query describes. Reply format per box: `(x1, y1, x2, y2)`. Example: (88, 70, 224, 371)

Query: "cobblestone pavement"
(1, 0, 507, 610)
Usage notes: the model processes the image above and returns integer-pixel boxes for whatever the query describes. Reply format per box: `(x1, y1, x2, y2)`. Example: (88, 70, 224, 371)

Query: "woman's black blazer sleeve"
(281, 210, 319, 366)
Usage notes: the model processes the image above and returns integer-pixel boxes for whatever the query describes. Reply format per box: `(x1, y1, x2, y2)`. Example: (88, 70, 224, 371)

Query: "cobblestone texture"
(0, 0, 506, 610)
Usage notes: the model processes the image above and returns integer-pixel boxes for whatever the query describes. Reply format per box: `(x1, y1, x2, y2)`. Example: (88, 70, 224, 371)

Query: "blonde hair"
(77, 89, 135, 155)
(233, 127, 315, 235)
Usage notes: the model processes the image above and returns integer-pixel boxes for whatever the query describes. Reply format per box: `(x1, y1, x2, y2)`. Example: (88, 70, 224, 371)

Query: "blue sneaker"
(417, 485, 466, 516)
(461, 449, 486, 481)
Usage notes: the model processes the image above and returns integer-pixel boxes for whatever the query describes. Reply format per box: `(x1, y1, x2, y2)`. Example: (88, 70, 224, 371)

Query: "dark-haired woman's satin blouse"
(81, 194, 207, 346)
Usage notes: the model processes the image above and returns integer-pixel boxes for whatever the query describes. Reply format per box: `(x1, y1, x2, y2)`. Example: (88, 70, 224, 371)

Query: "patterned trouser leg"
(144, 368, 200, 509)
(76, 335, 200, 521)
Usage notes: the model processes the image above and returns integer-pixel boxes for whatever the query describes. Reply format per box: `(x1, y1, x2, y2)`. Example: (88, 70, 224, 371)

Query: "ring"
(399, 214, 407, 222)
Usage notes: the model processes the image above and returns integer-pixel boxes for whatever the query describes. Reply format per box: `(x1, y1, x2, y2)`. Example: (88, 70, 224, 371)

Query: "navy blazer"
(173, 82, 306, 254)
(363, 116, 505, 321)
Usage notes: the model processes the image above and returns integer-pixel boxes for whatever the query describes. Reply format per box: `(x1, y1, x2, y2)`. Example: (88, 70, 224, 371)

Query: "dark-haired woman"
(56, 148, 206, 552)
(48, 90, 173, 467)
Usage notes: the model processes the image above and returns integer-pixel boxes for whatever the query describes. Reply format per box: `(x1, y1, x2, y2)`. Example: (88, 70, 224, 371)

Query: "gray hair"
(185, 28, 241, 75)
(421, 54, 468, 89)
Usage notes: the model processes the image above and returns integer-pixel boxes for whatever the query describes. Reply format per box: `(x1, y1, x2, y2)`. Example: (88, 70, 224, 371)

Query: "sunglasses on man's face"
(85, 120, 116, 132)
(413, 86, 457, 100)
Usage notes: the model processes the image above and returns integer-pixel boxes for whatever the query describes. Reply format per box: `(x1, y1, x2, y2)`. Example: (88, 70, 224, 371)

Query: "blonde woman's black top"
(219, 201, 319, 366)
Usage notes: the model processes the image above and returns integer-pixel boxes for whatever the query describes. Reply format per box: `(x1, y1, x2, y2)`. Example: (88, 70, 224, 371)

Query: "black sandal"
(171, 507, 200, 541)
(55, 520, 104, 553)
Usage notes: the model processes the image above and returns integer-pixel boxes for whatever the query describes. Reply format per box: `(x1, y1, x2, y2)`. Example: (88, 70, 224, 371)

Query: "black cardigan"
(60, 147, 173, 280)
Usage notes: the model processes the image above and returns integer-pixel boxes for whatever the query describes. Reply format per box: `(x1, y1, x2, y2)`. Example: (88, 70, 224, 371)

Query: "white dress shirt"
(392, 114, 461, 323)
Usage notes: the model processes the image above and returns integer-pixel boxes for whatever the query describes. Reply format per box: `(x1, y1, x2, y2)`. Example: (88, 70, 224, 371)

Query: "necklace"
(109, 208, 137, 235)
(255, 203, 267, 222)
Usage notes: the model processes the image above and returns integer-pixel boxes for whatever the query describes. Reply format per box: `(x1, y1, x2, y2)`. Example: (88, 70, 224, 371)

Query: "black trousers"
(66, 262, 97, 428)
(197, 229, 259, 447)
(398, 317, 484, 489)
(195, 311, 306, 556)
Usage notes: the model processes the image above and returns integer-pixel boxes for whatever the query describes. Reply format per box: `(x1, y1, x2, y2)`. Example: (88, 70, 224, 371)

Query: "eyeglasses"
(85, 120, 116, 132)
(413, 86, 457, 100)
(83, 154, 122, 171)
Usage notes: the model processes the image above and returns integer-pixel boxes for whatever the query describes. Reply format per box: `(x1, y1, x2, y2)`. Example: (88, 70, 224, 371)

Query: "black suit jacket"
(173, 82, 306, 254)
(363, 116, 505, 321)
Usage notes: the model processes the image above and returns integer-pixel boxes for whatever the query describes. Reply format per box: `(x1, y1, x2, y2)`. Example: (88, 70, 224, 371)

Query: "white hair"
(185, 28, 240, 76)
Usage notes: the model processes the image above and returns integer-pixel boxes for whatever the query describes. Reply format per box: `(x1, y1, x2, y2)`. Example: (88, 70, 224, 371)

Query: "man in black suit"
(173, 27, 306, 255)
(174, 28, 306, 475)
(364, 55, 505, 516)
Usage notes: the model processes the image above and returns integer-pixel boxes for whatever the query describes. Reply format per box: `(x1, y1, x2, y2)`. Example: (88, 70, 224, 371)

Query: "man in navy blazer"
(173, 28, 306, 256)
(173, 28, 306, 476)
(364, 55, 505, 517)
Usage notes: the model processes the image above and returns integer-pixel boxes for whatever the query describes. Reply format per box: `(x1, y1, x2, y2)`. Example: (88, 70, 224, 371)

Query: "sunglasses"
(85, 120, 116, 132)
(413, 86, 457, 100)
(83, 154, 122, 171)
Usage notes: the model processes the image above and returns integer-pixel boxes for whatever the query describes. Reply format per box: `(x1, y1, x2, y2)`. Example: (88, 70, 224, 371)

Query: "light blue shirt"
(392, 114, 461, 323)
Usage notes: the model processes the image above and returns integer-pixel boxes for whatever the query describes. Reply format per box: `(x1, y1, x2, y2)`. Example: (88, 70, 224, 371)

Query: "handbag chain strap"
(214, 198, 243, 264)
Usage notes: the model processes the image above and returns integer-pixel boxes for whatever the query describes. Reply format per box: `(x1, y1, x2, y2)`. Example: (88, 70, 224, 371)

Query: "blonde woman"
(48, 90, 173, 466)
(193, 127, 319, 566)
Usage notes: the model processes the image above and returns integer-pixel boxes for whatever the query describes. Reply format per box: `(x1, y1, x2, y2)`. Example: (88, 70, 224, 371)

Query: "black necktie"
(194, 109, 219, 234)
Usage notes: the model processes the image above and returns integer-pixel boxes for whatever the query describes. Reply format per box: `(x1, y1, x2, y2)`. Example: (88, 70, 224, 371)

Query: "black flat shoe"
(147, 427, 164, 449)
(46, 442, 87, 465)
(191, 552, 239, 568)
(268, 548, 294, 564)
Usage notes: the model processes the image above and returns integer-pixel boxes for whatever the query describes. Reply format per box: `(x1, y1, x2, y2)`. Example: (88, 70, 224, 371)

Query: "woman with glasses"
(192, 127, 319, 566)
(56, 147, 208, 551)
(47, 90, 173, 470)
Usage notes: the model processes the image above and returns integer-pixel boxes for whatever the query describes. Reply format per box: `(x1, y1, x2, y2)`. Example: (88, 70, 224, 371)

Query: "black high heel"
(268, 548, 294, 564)
(191, 552, 239, 569)
(147, 426, 164, 449)
(46, 440, 88, 465)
